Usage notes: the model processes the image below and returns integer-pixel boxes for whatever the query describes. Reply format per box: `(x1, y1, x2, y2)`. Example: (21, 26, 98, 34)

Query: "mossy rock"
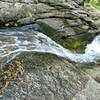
(63, 39, 87, 53)
(35, 21, 96, 53)
(52, 32, 87, 53)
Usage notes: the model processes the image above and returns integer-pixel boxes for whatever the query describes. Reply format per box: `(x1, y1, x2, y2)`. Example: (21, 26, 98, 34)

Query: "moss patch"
(53, 33, 87, 53)
(14, 23, 18, 27)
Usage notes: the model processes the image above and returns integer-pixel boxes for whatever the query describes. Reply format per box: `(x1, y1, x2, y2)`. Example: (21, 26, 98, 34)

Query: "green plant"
(26, 12, 35, 17)
(89, 0, 100, 10)
(14, 23, 18, 27)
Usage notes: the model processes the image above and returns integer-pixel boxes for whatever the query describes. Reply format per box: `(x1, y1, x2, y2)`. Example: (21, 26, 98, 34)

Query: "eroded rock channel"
(0, 0, 100, 100)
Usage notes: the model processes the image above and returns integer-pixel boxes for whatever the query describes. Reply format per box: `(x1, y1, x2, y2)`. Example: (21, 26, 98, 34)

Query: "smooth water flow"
(0, 26, 100, 65)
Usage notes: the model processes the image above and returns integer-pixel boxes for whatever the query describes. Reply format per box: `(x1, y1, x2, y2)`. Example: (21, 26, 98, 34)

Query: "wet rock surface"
(0, 52, 100, 100)
(32, 3, 100, 53)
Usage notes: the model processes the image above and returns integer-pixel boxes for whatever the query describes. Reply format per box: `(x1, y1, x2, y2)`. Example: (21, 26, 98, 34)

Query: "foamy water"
(0, 27, 100, 65)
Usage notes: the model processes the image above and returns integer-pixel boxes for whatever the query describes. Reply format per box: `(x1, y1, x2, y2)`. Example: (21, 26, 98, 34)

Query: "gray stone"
(0, 52, 100, 100)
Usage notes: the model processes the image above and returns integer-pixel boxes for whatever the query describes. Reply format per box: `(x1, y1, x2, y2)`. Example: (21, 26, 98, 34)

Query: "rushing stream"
(0, 25, 100, 65)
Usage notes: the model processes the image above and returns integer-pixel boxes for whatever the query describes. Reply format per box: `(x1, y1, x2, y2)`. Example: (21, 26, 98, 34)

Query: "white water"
(0, 27, 100, 65)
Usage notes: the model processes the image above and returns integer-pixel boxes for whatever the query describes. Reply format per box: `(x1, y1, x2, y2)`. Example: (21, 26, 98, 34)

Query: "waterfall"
(0, 27, 100, 65)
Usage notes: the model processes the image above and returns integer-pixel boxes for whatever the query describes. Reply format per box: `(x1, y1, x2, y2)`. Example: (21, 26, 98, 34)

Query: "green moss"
(73, 41, 87, 49)
(32, 13, 35, 16)
(73, 41, 81, 49)
(26, 12, 35, 17)
(70, 49, 77, 53)
(14, 23, 18, 27)
(54, 36, 87, 53)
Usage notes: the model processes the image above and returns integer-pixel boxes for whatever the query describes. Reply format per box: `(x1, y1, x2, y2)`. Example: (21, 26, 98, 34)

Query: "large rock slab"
(0, 52, 100, 100)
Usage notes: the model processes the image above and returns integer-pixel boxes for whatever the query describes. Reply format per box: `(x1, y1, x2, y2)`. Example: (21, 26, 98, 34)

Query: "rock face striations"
(0, 0, 100, 100)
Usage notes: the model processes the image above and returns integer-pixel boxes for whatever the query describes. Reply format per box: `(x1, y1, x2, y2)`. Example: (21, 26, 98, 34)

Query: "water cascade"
(0, 26, 100, 65)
